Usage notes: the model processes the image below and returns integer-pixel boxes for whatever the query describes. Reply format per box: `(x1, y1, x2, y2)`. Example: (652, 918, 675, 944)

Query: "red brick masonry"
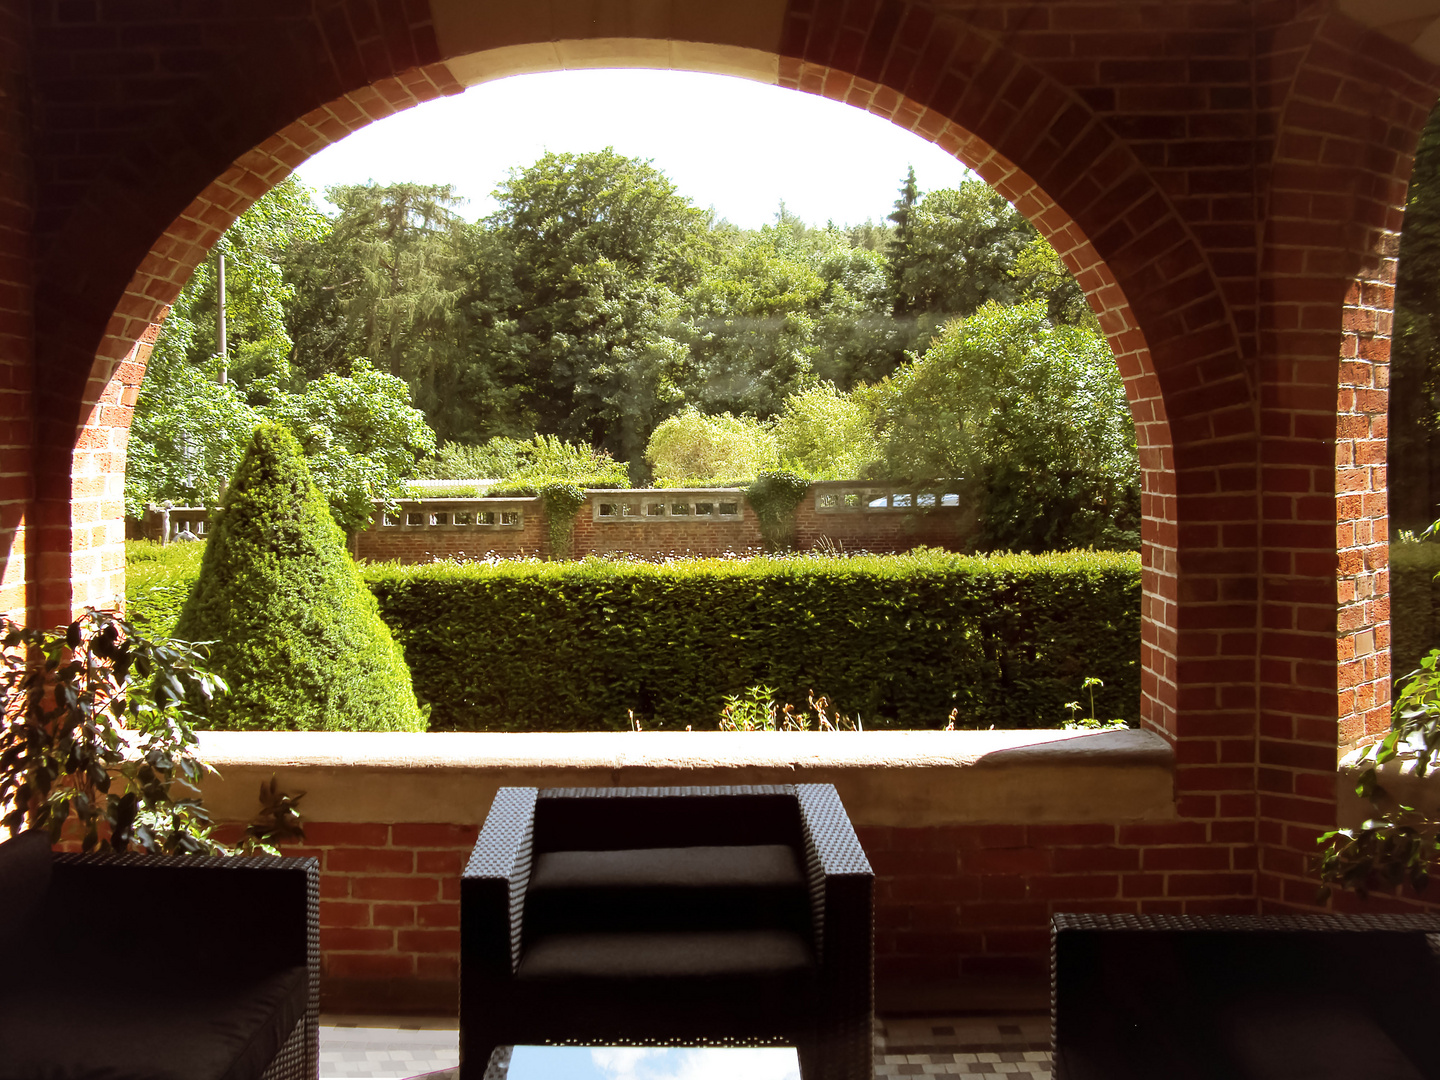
(353, 481, 975, 563)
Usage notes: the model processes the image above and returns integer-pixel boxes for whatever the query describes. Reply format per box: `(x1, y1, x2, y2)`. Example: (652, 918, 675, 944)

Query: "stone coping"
(195, 728, 1176, 828)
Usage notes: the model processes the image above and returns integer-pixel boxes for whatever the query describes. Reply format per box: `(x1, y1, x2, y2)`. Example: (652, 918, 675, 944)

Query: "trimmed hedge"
(1393, 541, 1440, 688)
(125, 540, 205, 638)
(365, 549, 1141, 732)
(175, 424, 425, 733)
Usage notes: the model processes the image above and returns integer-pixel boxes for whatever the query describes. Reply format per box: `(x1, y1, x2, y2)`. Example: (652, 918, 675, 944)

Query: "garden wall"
(351, 481, 975, 563)
(196, 728, 1215, 1015)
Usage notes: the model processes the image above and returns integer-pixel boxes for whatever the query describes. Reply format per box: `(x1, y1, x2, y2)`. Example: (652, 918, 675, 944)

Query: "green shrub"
(366, 548, 1140, 732)
(1392, 540, 1440, 691)
(645, 409, 777, 484)
(125, 540, 204, 638)
(175, 424, 425, 732)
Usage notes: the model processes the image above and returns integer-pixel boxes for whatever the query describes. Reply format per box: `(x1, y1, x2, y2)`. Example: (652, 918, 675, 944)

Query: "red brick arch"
(16, 0, 1440, 991)
(49, 21, 1239, 754)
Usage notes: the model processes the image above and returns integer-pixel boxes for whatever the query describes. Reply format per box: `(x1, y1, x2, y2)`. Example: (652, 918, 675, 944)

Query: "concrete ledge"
(1337, 747, 1440, 824)
(196, 728, 1176, 828)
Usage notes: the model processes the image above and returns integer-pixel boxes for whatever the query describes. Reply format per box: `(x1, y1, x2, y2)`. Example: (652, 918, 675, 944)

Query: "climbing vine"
(540, 481, 586, 560)
(745, 471, 811, 551)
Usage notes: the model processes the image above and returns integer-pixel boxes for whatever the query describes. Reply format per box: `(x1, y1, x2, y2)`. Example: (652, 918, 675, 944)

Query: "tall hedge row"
(1392, 541, 1440, 686)
(365, 550, 1141, 732)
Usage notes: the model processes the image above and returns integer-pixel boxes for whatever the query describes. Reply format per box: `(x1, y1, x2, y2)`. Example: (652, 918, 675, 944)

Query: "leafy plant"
(646, 409, 777, 485)
(745, 470, 811, 551)
(540, 481, 586, 561)
(719, 686, 861, 732)
(719, 684, 780, 730)
(0, 609, 299, 854)
(1317, 648, 1440, 900)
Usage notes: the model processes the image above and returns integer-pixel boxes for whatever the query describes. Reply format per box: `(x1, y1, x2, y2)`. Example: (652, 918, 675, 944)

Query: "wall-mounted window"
(593, 492, 742, 523)
(500, 511, 522, 526)
(383, 511, 400, 526)
(815, 487, 963, 513)
(430, 512, 449, 526)
(454, 511, 472, 525)
(406, 511, 425, 526)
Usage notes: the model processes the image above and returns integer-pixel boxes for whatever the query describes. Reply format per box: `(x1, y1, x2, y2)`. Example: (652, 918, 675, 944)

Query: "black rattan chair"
(1051, 911, 1440, 1080)
(460, 785, 873, 1080)
(0, 828, 319, 1080)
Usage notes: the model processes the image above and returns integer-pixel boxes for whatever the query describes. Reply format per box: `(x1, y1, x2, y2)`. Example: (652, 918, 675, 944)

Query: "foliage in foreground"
(1318, 648, 1440, 900)
(175, 425, 425, 732)
(366, 549, 1141, 733)
(0, 610, 298, 854)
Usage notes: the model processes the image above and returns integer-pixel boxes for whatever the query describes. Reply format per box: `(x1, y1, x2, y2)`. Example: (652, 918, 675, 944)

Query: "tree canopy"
(130, 154, 1136, 553)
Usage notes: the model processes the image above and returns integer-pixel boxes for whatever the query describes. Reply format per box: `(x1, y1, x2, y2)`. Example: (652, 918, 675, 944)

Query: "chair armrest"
(795, 784, 872, 969)
(51, 852, 318, 978)
(462, 786, 538, 976)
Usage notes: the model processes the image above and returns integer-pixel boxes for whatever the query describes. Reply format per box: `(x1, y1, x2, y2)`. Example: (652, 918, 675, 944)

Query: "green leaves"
(1317, 645, 1440, 900)
(0, 609, 238, 855)
(366, 548, 1141, 733)
(871, 300, 1140, 553)
(745, 471, 811, 552)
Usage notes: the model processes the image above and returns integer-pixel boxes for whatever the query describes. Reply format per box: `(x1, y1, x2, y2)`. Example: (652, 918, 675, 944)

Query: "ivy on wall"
(539, 482, 586, 560)
(745, 470, 811, 551)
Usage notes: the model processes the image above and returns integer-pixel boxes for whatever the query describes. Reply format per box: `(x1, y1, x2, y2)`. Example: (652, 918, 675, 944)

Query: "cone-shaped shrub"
(175, 424, 425, 731)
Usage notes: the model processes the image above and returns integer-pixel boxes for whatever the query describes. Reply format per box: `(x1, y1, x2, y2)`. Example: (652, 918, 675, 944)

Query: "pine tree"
(174, 424, 426, 732)
(886, 165, 920, 314)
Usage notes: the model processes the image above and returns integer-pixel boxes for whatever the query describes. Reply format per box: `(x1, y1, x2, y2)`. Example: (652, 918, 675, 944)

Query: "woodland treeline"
(130, 149, 1141, 551)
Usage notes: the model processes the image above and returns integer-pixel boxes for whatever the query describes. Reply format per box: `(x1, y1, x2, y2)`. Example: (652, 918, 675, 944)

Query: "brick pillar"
(0, 0, 32, 620)
(1253, 11, 1437, 910)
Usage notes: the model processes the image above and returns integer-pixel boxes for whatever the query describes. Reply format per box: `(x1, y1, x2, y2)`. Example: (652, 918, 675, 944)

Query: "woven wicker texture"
(55, 850, 320, 1080)
(460, 785, 874, 1080)
(1050, 911, 1440, 1080)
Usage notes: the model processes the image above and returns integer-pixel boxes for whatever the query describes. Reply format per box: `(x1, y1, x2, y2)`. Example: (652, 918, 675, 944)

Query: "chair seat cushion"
(1215, 994, 1424, 1080)
(517, 929, 815, 980)
(525, 845, 808, 935)
(0, 964, 308, 1080)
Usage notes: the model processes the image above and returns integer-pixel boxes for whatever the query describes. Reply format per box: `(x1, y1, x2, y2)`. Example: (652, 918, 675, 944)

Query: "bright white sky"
(294, 68, 976, 230)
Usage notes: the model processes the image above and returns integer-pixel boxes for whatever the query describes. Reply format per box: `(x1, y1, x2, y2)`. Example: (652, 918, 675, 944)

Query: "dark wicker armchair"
(0, 829, 319, 1080)
(1052, 911, 1440, 1080)
(460, 785, 873, 1080)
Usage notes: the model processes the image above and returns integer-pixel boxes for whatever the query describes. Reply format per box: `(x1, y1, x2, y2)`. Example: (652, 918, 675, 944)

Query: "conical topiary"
(174, 423, 425, 731)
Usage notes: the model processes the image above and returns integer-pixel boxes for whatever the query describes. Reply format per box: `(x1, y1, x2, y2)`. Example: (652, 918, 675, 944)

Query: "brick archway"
(53, 20, 1218, 749)
(16, 0, 1440, 936)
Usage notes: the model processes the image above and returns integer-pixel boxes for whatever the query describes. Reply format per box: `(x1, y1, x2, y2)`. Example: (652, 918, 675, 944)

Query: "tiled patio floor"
(318, 1013, 1054, 1079)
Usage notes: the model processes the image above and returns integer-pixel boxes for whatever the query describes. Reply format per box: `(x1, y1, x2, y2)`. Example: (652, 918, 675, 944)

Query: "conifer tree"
(886, 165, 920, 314)
(174, 424, 425, 732)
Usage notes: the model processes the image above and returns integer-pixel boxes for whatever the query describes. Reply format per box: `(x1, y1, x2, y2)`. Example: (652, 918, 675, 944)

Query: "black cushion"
(525, 844, 808, 936)
(0, 965, 308, 1080)
(0, 830, 52, 956)
(517, 929, 814, 980)
(1215, 994, 1425, 1080)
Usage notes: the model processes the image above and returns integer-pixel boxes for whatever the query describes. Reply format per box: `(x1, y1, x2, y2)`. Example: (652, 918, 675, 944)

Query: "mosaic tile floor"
(318, 1014, 1053, 1079)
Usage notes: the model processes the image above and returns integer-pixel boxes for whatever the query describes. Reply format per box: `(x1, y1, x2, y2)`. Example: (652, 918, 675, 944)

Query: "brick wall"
(352, 484, 976, 563)
(10, 0, 1440, 956)
(216, 812, 1256, 1013)
(0, 0, 31, 619)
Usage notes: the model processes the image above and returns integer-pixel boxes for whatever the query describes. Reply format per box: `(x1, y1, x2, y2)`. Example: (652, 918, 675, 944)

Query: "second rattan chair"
(459, 784, 874, 1080)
